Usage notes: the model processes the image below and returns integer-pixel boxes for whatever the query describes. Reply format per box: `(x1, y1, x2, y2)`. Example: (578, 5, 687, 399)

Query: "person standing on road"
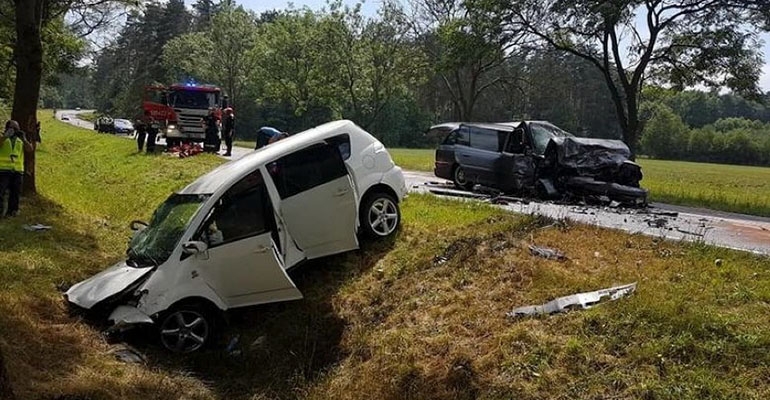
(146, 116, 159, 153)
(0, 120, 32, 217)
(134, 117, 147, 152)
(201, 108, 220, 153)
(221, 108, 235, 157)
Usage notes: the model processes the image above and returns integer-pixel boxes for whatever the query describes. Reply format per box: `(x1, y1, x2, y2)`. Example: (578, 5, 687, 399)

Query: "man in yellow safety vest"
(0, 120, 32, 217)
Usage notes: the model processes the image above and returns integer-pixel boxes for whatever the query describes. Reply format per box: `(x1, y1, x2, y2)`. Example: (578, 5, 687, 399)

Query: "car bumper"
(105, 305, 154, 334)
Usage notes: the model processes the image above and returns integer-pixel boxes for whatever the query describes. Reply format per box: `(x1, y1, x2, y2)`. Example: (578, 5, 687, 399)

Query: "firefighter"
(201, 107, 220, 153)
(134, 116, 147, 152)
(146, 116, 159, 153)
(221, 107, 235, 157)
(0, 120, 33, 217)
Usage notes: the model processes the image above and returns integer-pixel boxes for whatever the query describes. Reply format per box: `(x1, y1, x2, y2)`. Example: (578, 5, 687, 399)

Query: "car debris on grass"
(507, 282, 637, 318)
(528, 245, 568, 261)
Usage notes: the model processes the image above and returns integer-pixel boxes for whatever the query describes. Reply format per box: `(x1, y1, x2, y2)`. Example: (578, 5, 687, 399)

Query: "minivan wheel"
(159, 305, 213, 353)
(453, 165, 473, 190)
(361, 192, 400, 238)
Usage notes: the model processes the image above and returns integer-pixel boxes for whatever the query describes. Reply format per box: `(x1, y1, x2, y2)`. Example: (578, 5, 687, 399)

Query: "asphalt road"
(56, 109, 770, 255)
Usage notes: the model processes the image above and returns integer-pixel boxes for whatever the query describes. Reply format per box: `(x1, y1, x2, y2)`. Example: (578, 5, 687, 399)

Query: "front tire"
(158, 303, 215, 353)
(360, 192, 400, 239)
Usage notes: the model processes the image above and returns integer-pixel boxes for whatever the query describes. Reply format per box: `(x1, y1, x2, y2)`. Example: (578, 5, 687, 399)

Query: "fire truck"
(142, 83, 228, 145)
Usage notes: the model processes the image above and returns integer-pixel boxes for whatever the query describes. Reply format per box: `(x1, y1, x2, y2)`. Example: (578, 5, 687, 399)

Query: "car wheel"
(361, 192, 400, 238)
(159, 304, 214, 353)
(452, 165, 473, 190)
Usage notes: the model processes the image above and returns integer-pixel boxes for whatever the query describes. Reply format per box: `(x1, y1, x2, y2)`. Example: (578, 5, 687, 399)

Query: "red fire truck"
(142, 83, 228, 145)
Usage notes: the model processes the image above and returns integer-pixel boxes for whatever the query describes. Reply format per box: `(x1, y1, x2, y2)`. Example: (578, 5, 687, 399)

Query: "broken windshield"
(529, 121, 574, 155)
(128, 194, 209, 265)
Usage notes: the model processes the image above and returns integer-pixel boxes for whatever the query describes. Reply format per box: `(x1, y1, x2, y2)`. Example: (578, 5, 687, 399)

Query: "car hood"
(546, 137, 631, 170)
(65, 260, 153, 309)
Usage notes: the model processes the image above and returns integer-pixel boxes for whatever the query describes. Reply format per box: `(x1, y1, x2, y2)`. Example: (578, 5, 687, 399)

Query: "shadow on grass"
(129, 235, 398, 399)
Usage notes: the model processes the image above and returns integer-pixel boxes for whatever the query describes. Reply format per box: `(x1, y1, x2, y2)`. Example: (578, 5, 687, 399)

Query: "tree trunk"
(12, 0, 44, 195)
(0, 346, 15, 400)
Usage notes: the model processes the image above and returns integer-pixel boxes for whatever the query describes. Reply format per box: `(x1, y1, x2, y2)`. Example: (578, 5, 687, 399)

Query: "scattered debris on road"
(528, 245, 567, 261)
(167, 143, 204, 158)
(507, 282, 637, 318)
(22, 224, 52, 232)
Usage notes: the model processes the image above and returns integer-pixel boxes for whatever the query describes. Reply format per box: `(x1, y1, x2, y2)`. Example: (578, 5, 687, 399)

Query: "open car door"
(268, 141, 359, 259)
(188, 170, 301, 308)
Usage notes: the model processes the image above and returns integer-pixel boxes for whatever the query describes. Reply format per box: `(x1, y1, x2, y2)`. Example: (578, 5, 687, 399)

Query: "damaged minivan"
(66, 120, 406, 353)
(432, 121, 647, 205)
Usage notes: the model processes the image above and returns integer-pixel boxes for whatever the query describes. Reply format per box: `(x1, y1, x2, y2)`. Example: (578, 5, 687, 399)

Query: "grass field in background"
(388, 148, 770, 217)
(3, 116, 770, 399)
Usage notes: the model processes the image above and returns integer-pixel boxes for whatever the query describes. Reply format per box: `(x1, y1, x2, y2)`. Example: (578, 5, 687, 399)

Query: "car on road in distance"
(65, 119, 407, 353)
(433, 121, 647, 204)
(113, 119, 134, 135)
(61, 115, 70, 121)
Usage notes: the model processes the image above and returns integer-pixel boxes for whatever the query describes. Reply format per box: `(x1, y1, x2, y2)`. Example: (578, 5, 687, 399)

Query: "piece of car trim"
(507, 282, 637, 318)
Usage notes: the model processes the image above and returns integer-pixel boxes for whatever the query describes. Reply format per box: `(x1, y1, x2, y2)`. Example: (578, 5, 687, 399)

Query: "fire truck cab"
(143, 83, 227, 144)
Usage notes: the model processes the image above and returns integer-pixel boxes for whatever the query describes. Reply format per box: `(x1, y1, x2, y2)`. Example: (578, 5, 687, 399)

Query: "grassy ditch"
(1, 118, 770, 399)
(388, 148, 770, 217)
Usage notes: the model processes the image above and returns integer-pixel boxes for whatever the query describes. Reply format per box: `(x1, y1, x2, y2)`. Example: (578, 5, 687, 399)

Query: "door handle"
(461, 154, 470, 157)
(334, 188, 350, 197)
(254, 246, 270, 253)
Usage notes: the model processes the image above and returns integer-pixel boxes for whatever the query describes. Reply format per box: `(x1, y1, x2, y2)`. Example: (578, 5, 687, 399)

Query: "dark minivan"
(432, 121, 647, 204)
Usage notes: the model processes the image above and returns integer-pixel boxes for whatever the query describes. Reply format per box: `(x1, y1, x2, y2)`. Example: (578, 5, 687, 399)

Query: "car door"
(497, 127, 536, 192)
(190, 170, 301, 308)
(460, 126, 506, 186)
(267, 141, 358, 259)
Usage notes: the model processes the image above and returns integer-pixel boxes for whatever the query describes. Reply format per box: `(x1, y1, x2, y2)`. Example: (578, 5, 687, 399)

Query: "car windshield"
(168, 89, 219, 110)
(128, 194, 209, 266)
(528, 122, 574, 155)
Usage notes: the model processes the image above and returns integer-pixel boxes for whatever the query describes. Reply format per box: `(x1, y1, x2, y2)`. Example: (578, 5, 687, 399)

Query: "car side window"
(468, 127, 500, 152)
(198, 170, 273, 247)
(326, 134, 351, 160)
(269, 142, 348, 199)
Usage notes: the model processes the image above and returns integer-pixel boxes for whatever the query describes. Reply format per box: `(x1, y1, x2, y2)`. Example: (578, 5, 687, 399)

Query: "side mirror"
(130, 220, 148, 231)
(182, 241, 208, 255)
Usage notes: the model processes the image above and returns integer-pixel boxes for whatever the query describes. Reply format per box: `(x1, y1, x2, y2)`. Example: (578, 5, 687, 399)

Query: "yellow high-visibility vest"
(0, 137, 24, 172)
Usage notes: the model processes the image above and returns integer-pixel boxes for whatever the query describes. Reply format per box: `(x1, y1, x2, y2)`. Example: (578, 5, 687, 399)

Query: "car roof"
(179, 120, 368, 195)
(429, 121, 524, 131)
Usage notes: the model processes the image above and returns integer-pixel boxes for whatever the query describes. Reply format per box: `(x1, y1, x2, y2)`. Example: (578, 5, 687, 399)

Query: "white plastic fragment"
(507, 282, 637, 318)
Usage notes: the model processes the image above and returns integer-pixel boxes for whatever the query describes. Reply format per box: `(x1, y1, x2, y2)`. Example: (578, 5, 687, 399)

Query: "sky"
(187, 0, 770, 91)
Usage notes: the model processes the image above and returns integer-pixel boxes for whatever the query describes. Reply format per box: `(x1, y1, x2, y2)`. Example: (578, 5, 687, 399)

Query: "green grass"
(3, 119, 770, 399)
(388, 148, 770, 217)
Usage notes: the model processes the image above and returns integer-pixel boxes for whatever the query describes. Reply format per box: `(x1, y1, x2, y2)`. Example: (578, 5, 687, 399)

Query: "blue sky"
(217, 0, 770, 91)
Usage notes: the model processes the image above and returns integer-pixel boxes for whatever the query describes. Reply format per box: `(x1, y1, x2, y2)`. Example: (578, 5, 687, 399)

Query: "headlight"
(167, 124, 176, 130)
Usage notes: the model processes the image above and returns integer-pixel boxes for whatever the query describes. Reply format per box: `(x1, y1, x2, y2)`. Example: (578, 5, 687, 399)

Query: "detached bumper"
(106, 305, 154, 334)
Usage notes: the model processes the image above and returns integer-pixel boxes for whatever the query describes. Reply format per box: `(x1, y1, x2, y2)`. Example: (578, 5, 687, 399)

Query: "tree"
(485, 0, 770, 157)
(163, 3, 258, 107)
(7, 0, 126, 193)
(639, 103, 688, 158)
(390, 0, 524, 121)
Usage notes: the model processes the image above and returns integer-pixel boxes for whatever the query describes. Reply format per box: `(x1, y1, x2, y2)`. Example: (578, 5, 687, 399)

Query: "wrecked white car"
(66, 120, 406, 353)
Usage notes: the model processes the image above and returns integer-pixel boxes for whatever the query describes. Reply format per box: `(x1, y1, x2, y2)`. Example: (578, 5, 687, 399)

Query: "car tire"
(158, 302, 217, 353)
(360, 192, 400, 239)
(452, 165, 473, 190)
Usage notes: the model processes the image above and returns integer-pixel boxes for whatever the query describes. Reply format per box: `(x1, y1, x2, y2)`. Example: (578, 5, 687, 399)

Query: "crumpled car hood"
(65, 261, 153, 309)
(547, 137, 631, 170)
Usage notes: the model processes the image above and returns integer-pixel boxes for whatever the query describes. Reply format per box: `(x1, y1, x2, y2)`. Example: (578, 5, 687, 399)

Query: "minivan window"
(529, 122, 574, 155)
(443, 128, 470, 146)
(269, 143, 348, 199)
(469, 127, 500, 152)
(326, 134, 351, 160)
(198, 170, 273, 247)
(129, 194, 209, 265)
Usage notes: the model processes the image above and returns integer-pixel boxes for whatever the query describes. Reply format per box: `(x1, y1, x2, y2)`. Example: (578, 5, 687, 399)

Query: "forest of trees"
(7, 0, 770, 165)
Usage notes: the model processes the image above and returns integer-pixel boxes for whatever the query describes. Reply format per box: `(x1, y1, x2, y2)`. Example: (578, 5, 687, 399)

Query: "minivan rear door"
(268, 142, 359, 259)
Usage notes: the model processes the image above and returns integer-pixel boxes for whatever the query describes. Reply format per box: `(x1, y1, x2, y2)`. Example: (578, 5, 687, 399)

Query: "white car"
(66, 120, 407, 353)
